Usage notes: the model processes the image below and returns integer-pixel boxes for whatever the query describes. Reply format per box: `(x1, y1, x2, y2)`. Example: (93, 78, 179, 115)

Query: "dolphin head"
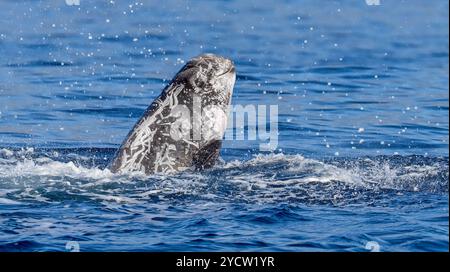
(173, 54, 236, 105)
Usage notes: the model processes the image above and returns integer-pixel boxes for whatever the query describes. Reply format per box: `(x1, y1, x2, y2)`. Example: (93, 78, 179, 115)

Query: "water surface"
(0, 0, 448, 251)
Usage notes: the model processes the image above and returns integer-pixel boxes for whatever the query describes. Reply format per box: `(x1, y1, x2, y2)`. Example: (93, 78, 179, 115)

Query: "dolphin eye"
(184, 63, 195, 69)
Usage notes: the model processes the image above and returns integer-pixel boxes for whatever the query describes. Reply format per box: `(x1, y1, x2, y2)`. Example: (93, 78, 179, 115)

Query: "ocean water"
(0, 0, 448, 252)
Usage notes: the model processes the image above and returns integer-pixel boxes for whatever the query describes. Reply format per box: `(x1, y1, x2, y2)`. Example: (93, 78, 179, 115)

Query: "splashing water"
(0, 148, 447, 251)
(0, 0, 448, 251)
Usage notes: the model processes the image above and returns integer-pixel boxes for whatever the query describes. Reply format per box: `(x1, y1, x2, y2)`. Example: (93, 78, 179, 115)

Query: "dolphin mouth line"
(216, 66, 235, 77)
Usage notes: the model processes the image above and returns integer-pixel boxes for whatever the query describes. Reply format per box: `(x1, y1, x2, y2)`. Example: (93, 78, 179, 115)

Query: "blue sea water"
(0, 0, 448, 252)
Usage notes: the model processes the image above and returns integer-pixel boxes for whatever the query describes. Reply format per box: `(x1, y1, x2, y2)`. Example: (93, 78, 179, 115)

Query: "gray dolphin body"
(108, 54, 236, 174)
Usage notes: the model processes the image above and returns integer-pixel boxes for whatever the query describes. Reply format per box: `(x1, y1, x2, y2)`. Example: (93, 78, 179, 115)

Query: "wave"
(0, 148, 448, 206)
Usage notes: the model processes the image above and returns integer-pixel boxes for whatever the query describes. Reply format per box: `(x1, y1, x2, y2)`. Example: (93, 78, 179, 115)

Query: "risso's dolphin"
(108, 54, 236, 174)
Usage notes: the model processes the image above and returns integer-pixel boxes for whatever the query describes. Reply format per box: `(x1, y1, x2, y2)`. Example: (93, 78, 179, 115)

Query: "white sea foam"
(0, 148, 447, 205)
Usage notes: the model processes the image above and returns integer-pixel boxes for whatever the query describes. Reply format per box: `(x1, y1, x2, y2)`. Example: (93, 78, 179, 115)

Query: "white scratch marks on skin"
(182, 138, 200, 149)
(153, 143, 177, 173)
(111, 54, 236, 174)
(117, 83, 185, 173)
